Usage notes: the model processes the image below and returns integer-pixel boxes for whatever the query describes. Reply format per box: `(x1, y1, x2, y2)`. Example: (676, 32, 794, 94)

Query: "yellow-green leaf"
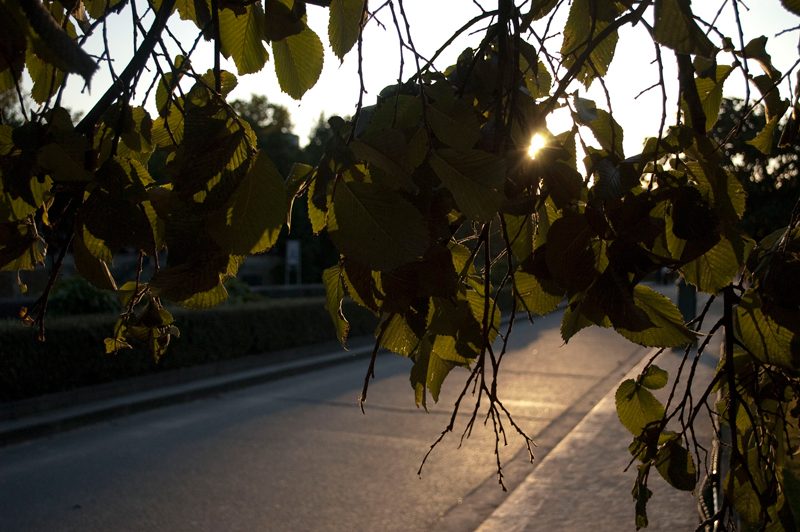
(272, 26, 324, 99)
(429, 149, 506, 222)
(328, 180, 429, 271)
(323, 264, 349, 347)
(329, 0, 362, 61)
(652, 0, 716, 58)
(219, 2, 269, 75)
(208, 150, 286, 255)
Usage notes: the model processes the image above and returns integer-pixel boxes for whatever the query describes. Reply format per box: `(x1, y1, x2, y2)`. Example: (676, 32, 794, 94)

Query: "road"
(0, 310, 650, 532)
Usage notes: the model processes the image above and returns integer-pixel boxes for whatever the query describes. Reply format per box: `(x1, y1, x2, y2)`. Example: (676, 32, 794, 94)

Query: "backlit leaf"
(747, 116, 779, 155)
(350, 129, 414, 191)
(429, 149, 506, 222)
(219, 2, 269, 75)
(736, 36, 782, 82)
(615, 285, 697, 348)
(514, 270, 564, 316)
(323, 264, 349, 347)
(561, 0, 622, 87)
(640, 365, 668, 390)
(615, 378, 665, 436)
(427, 99, 481, 151)
(273, 26, 324, 99)
(328, 180, 429, 271)
(208, 150, 286, 255)
(72, 233, 117, 290)
(379, 312, 420, 357)
(653, 0, 716, 58)
(329, 0, 362, 61)
(681, 236, 739, 294)
(735, 289, 798, 368)
(655, 438, 697, 491)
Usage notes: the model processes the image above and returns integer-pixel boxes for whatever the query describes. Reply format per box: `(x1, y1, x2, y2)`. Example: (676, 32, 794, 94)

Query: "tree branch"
(76, 0, 177, 136)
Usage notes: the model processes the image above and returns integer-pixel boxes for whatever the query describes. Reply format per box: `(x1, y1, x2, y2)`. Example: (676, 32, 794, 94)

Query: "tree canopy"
(2, 0, 800, 529)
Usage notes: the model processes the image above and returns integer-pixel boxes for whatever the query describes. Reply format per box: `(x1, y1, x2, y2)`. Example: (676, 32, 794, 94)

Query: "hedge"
(0, 298, 377, 402)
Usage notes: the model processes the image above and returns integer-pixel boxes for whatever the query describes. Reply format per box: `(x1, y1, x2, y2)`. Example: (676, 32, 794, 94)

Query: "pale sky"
(39, 1, 800, 155)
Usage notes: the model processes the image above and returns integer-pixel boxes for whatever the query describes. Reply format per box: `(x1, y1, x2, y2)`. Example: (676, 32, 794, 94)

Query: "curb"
(0, 341, 378, 447)
(0, 301, 569, 448)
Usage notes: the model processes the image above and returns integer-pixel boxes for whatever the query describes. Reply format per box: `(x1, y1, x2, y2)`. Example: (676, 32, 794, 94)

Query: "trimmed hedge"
(0, 297, 377, 402)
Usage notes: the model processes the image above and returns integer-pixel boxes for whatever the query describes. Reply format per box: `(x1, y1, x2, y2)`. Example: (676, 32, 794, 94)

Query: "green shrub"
(0, 297, 377, 402)
(47, 277, 122, 316)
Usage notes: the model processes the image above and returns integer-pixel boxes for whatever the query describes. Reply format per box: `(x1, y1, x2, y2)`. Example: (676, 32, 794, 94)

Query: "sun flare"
(528, 134, 545, 159)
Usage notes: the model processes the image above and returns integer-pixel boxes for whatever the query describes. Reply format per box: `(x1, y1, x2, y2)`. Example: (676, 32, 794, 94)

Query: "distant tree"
(711, 98, 800, 241)
(231, 94, 300, 177)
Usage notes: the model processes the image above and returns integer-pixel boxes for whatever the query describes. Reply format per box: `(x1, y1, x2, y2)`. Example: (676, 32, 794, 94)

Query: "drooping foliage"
(2, 0, 800, 528)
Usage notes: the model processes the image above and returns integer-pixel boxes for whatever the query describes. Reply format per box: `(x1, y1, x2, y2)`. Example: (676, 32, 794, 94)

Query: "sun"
(528, 134, 545, 159)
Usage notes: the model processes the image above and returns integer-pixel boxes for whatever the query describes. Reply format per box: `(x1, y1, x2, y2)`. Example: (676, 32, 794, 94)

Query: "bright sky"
(44, 0, 800, 155)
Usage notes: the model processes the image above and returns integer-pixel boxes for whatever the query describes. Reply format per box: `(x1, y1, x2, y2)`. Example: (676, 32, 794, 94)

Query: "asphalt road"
(0, 311, 650, 532)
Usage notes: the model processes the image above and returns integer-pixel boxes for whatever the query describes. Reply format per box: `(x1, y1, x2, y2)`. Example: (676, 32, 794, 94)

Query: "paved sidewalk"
(474, 325, 720, 531)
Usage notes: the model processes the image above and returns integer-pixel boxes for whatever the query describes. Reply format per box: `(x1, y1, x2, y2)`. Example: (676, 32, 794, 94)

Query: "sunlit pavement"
(0, 283, 713, 532)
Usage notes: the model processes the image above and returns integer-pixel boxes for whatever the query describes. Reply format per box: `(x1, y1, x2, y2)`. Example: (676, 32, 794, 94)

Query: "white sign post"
(285, 240, 301, 285)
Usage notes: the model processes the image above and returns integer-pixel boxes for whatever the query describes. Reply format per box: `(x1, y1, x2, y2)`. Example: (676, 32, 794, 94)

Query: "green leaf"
(208, 150, 286, 255)
(328, 0, 362, 61)
(306, 171, 330, 234)
(586, 109, 625, 158)
(545, 211, 600, 292)
(272, 25, 324, 99)
(652, 0, 717, 58)
(367, 95, 422, 133)
(105, 337, 132, 354)
(735, 289, 799, 368)
(26, 47, 65, 104)
(410, 336, 455, 406)
(0, 222, 45, 271)
(522, 0, 558, 26)
(37, 143, 93, 183)
(323, 264, 349, 347)
(681, 236, 740, 294)
(640, 365, 669, 390)
(429, 149, 506, 222)
(615, 286, 698, 348)
(781, 0, 800, 16)
(747, 116, 780, 155)
(541, 160, 584, 209)
(693, 65, 733, 132)
(750, 74, 790, 123)
(0, 172, 52, 224)
(200, 69, 238, 96)
(350, 129, 414, 191)
(560, 0, 622, 87)
(465, 289, 501, 346)
(219, 2, 269, 75)
(633, 464, 653, 529)
(263, 0, 305, 41)
(149, 254, 230, 309)
(736, 36, 782, 82)
(72, 233, 117, 290)
(615, 379, 665, 436)
(117, 280, 140, 307)
(427, 99, 481, 151)
(655, 438, 696, 491)
(503, 214, 534, 261)
(328, 180, 429, 271)
(379, 312, 420, 357)
(514, 270, 564, 316)
(155, 56, 188, 118)
(561, 298, 605, 343)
